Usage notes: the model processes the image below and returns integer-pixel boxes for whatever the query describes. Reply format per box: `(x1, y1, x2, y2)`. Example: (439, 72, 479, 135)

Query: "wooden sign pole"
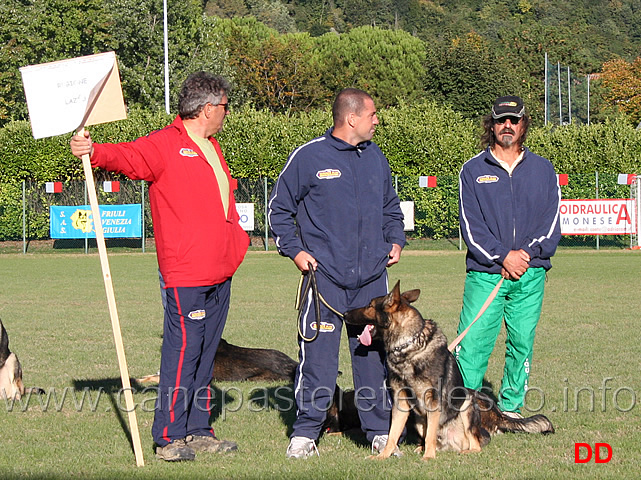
(80, 131, 145, 467)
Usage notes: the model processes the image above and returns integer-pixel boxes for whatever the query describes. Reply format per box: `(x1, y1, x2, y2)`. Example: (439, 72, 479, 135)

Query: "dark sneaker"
(155, 438, 196, 461)
(187, 434, 238, 453)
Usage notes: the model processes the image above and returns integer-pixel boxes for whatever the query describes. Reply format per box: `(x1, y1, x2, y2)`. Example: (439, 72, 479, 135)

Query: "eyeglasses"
(207, 102, 229, 112)
(494, 116, 521, 125)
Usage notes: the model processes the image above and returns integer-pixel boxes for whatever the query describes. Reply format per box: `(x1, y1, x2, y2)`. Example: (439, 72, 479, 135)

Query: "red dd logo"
(574, 443, 612, 463)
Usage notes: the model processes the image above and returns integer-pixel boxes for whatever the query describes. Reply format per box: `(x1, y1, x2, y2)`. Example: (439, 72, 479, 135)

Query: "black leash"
(295, 262, 344, 342)
(296, 263, 321, 342)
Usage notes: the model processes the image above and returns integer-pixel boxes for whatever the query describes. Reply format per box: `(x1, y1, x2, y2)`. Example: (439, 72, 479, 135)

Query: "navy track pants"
(291, 270, 392, 442)
(151, 279, 231, 446)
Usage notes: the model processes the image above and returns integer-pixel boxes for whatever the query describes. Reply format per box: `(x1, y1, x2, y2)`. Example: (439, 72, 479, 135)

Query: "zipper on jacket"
(351, 151, 363, 285)
(508, 153, 525, 250)
(509, 172, 517, 249)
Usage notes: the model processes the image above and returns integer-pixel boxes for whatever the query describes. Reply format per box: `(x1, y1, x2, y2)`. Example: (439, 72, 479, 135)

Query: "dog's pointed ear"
(384, 281, 402, 310)
(401, 289, 420, 303)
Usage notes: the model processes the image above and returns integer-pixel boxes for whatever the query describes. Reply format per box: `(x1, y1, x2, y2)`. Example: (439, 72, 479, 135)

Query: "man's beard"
(496, 129, 516, 148)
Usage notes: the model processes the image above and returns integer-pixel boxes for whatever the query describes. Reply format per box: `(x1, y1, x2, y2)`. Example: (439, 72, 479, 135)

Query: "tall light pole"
(544, 52, 548, 125)
(163, 0, 170, 115)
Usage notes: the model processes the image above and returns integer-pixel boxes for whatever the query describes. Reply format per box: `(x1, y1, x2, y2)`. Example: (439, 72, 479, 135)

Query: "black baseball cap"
(492, 96, 525, 119)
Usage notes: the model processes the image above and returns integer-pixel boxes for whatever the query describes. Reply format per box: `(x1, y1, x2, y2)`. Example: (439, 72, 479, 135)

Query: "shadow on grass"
(247, 383, 297, 434)
(70, 375, 501, 455)
(52, 238, 145, 250)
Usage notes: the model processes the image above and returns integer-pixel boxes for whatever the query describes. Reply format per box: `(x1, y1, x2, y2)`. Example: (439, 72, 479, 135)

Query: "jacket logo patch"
(179, 148, 199, 157)
(310, 321, 335, 332)
(476, 175, 499, 184)
(188, 309, 206, 320)
(316, 169, 341, 180)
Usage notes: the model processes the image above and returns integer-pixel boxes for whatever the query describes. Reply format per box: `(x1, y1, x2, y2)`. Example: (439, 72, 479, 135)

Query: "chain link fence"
(0, 174, 636, 252)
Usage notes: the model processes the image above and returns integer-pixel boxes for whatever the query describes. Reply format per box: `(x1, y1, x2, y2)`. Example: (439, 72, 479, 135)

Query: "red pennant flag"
(419, 176, 437, 188)
(617, 174, 636, 185)
(45, 181, 63, 193)
(103, 181, 120, 193)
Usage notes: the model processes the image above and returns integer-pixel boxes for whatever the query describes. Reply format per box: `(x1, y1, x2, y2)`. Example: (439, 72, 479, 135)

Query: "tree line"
(2, 0, 641, 129)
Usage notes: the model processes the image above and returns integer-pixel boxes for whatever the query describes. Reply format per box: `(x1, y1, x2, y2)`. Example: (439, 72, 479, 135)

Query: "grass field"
(0, 249, 639, 479)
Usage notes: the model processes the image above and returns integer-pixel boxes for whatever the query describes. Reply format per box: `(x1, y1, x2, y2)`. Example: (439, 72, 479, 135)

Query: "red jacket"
(92, 116, 249, 288)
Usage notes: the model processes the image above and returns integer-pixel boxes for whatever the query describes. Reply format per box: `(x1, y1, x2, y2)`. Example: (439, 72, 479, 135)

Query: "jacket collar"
(326, 127, 371, 152)
(170, 115, 189, 135)
(484, 146, 530, 166)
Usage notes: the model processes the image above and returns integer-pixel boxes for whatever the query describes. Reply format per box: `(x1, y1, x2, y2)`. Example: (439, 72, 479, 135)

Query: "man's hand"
(387, 243, 402, 266)
(70, 130, 93, 159)
(293, 251, 317, 272)
(502, 249, 530, 280)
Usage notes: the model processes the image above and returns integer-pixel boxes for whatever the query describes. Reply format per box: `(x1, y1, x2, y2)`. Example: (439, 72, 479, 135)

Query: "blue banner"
(50, 204, 142, 239)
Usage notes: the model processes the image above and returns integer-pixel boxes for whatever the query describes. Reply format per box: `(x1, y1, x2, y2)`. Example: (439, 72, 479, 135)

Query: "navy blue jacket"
(268, 128, 406, 289)
(459, 147, 561, 273)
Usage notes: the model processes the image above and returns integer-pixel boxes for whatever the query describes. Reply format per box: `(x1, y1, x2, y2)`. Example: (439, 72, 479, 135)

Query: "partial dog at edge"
(344, 281, 554, 461)
(0, 317, 44, 400)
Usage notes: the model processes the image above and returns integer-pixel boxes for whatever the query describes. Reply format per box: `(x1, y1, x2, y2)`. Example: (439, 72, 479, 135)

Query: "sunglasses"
(207, 102, 229, 112)
(495, 116, 521, 125)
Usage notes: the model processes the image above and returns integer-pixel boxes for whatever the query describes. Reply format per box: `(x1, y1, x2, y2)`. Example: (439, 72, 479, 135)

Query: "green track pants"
(454, 268, 546, 413)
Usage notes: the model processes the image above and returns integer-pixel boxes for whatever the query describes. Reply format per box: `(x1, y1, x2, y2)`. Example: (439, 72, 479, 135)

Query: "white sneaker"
(286, 436, 319, 459)
(371, 434, 402, 457)
(502, 411, 524, 419)
(371, 434, 388, 453)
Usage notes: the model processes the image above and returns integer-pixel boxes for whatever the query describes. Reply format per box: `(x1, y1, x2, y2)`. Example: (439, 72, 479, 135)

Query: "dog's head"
(344, 281, 420, 335)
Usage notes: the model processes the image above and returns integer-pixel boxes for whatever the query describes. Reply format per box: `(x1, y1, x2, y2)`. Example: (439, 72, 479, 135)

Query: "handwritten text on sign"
(20, 52, 126, 139)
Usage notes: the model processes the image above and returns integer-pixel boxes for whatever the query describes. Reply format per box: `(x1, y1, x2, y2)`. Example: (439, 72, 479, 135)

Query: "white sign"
(20, 51, 126, 139)
(235, 203, 255, 231)
(560, 199, 636, 235)
(400, 201, 414, 231)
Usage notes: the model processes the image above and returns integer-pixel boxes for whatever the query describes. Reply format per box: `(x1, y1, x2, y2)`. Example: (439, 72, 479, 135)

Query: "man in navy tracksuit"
(456, 96, 561, 416)
(268, 88, 405, 458)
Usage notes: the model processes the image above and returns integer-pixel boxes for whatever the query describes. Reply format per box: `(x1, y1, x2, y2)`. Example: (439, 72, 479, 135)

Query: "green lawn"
(0, 249, 639, 479)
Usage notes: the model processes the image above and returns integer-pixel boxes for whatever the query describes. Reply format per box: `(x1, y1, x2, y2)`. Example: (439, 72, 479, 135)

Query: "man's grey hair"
(178, 72, 230, 120)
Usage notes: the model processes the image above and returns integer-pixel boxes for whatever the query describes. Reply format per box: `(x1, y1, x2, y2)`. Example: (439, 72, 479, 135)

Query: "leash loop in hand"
(296, 263, 321, 342)
(295, 262, 345, 342)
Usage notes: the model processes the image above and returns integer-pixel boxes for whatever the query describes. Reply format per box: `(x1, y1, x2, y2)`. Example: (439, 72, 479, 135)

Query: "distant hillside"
(207, 0, 641, 70)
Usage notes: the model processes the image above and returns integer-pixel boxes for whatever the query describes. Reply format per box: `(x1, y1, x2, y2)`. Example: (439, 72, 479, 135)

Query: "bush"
(1, 104, 641, 242)
(3, 104, 641, 184)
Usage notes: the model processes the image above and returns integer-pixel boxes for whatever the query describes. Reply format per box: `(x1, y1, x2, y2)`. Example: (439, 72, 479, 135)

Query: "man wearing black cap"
(455, 95, 561, 417)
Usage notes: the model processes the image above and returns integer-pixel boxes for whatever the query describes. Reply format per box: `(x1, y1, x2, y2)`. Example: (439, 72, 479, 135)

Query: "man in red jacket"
(70, 72, 249, 461)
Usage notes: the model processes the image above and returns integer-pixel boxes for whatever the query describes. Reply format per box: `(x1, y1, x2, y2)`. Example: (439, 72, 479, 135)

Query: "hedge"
(2, 103, 641, 185)
(2, 101, 641, 237)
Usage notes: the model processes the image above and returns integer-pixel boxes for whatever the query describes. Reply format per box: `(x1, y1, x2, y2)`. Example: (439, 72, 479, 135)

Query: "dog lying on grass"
(138, 338, 359, 435)
(138, 338, 298, 383)
(344, 281, 554, 460)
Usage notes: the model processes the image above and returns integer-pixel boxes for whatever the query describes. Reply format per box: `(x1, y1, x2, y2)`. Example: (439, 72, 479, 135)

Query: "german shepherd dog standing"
(344, 281, 554, 461)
